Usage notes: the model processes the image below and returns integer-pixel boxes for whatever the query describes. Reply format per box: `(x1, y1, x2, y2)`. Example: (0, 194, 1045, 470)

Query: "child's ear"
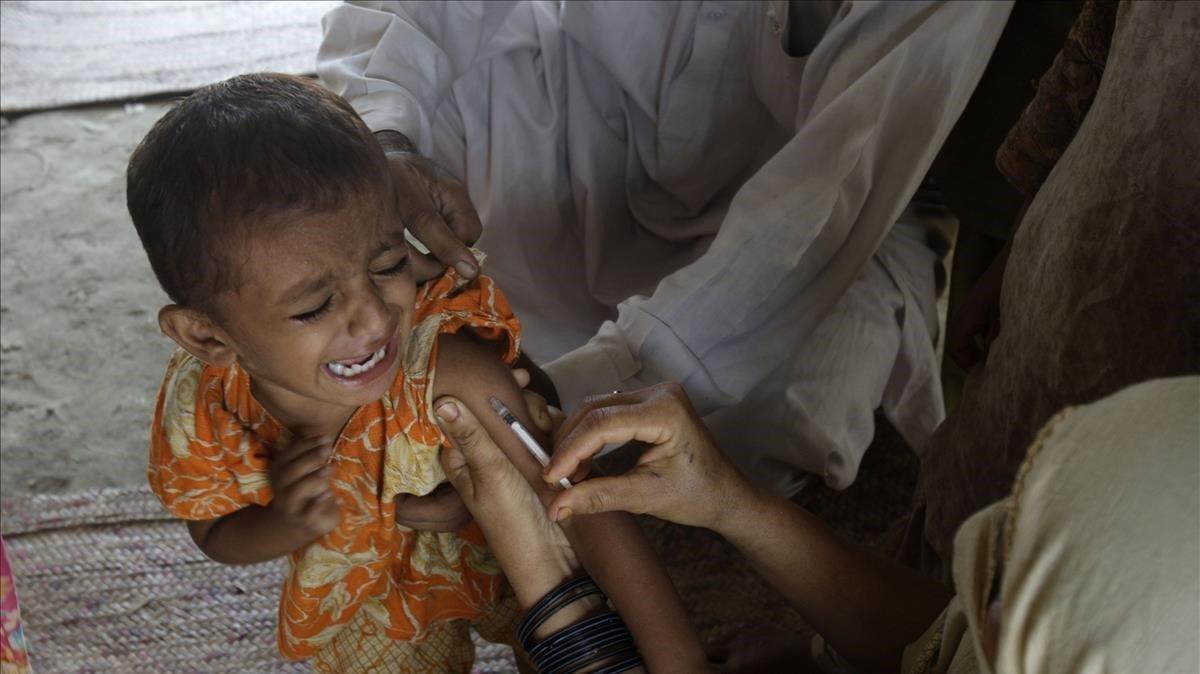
(158, 305, 237, 367)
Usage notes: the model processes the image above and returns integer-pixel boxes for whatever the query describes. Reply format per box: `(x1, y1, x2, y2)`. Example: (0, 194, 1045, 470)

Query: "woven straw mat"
(0, 1, 340, 113)
(0, 487, 518, 673)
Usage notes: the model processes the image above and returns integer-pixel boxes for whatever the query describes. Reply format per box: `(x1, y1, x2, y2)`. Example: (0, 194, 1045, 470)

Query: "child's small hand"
(268, 435, 340, 539)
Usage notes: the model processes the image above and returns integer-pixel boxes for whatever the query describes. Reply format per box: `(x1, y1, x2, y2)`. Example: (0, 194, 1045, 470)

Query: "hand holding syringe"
(489, 396, 573, 490)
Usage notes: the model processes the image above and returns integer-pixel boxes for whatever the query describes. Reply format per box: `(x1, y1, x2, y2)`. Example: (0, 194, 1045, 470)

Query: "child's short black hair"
(126, 73, 389, 309)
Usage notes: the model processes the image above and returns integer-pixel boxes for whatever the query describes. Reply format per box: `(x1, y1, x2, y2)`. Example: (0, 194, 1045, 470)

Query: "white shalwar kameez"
(318, 1, 1013, 494)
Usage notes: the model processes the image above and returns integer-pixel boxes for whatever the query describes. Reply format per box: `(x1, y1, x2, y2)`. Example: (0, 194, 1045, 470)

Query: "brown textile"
(995, 1, 1119, 198)
(930, 0, 1083, 240)
(909, 0, 1200, 575)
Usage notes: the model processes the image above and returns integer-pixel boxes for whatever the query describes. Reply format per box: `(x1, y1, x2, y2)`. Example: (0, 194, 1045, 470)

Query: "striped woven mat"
(0, 1, 339, 113)
(0, 487, 518, 673)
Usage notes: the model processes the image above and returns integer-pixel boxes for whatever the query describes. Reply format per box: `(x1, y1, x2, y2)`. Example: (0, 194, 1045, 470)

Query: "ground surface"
(1, 102, 176, 495)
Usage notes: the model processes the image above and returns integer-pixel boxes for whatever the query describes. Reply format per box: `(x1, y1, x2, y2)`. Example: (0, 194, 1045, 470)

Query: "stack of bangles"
(517, 575, 644, 673)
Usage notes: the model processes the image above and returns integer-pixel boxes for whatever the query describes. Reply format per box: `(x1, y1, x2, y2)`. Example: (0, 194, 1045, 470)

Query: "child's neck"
(249, 378, 357, 441)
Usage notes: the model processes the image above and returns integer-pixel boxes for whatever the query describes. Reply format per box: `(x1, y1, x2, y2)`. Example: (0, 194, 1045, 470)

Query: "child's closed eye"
(291, 296, 333, 323)
(373, 257, 410, 277)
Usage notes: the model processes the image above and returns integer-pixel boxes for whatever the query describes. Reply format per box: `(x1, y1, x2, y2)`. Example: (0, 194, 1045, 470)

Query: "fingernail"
(556, 507, 573, 523)
(436, 400, 459, 422)
(454, 261, 477, 278)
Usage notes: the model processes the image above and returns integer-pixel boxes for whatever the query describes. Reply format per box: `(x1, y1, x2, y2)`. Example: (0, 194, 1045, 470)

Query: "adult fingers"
(434, 397, 507, 476)
(435, 178, 483, 246)
(552, 389, 651, 448)
(437, 440, 470, 497)
(389, 154, 479, 280)
(946, 306, 985, 372)
(522, 390, 554, 435)
(394, 483, 466, 523)
(546, 471, 660, 522)
(547, 392, 680, 483)
(511, 368, 532, 389)
(404, 209, 478, 280)
(409, 251, 447, 284)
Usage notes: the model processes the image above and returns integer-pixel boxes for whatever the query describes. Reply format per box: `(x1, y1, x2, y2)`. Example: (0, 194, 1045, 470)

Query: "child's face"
(211, 194, 416, 420)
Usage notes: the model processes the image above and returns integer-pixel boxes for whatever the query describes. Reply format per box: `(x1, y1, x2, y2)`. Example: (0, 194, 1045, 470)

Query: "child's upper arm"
(433, 332, 553, 491)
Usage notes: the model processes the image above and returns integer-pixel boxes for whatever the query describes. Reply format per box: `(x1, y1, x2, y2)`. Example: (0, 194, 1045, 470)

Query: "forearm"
(718, 489, 951, 674)
(187, 504, 316, 565)
(560, 511, 708, 672)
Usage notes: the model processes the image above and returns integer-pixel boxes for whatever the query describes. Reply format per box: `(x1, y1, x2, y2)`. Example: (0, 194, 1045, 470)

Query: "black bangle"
(529, 613, 625, 664)
(538, 623, 639, 674)
(518, 575, 603, 651)
(517, 575, 644, 674)
(588, 654, 643, 674)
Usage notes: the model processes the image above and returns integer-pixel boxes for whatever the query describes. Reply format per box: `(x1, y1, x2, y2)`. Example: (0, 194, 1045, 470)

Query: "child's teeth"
(328, 344, 388, 378)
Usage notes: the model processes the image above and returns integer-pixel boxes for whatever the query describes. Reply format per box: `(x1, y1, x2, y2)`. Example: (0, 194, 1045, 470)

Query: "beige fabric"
(915, 0, 1200, 571)
(903, 376, 1200, 674)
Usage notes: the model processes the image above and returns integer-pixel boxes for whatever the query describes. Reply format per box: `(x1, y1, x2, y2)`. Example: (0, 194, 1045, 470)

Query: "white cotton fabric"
(903, 376, 1200, 674)
(317, 1, 1013, 492)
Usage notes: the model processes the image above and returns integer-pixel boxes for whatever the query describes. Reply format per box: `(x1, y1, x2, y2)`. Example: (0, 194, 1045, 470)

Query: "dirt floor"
(1, 102, 177, 496)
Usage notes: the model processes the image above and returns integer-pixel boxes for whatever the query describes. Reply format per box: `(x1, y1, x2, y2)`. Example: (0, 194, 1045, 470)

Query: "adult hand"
(946, 241, 1009, 372)
(267, 434, 341, 539)
(543, 383, 756, 533)
(376, 130, 481, 283)
(435, 396, 579, 609)
(393, 482, 472, 532)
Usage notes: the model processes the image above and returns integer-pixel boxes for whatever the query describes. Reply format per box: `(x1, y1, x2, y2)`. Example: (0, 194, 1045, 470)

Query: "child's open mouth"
(323, 332, 399, 385)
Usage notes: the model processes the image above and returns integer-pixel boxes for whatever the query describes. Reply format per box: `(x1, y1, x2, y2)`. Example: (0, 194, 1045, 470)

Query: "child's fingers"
(276, 435, 333, 463)
(303, 492, 340, 534)
(272, 445, 331, 492)
(281, 470, 332, 514)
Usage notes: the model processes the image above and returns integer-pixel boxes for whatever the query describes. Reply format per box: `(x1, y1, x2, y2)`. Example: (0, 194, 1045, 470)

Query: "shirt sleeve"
(544, 1, 1014, 415)
(413, 259, 521, 367)
(317, 0, 523, 155)
(147, 352, 273, 521)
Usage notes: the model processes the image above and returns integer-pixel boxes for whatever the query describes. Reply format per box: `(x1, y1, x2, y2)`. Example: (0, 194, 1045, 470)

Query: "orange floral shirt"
(147, 266, 520, 659)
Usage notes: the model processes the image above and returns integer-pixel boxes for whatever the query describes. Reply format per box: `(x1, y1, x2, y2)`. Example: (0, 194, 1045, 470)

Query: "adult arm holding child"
(433, 333, 709, 673)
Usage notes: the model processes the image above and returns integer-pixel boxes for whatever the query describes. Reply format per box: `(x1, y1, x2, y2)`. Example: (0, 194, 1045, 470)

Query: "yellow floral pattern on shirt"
(147, 261, 520, 660)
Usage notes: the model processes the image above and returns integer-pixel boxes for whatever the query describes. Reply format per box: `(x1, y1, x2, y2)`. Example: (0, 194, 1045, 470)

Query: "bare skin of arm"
(547, 384, 952, 674)
(719, 488, 952, 673)
(434, 333, 709, 673)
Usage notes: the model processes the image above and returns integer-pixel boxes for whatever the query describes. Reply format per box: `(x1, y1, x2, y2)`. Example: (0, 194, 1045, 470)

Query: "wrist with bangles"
(518, 575, 643, 674)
